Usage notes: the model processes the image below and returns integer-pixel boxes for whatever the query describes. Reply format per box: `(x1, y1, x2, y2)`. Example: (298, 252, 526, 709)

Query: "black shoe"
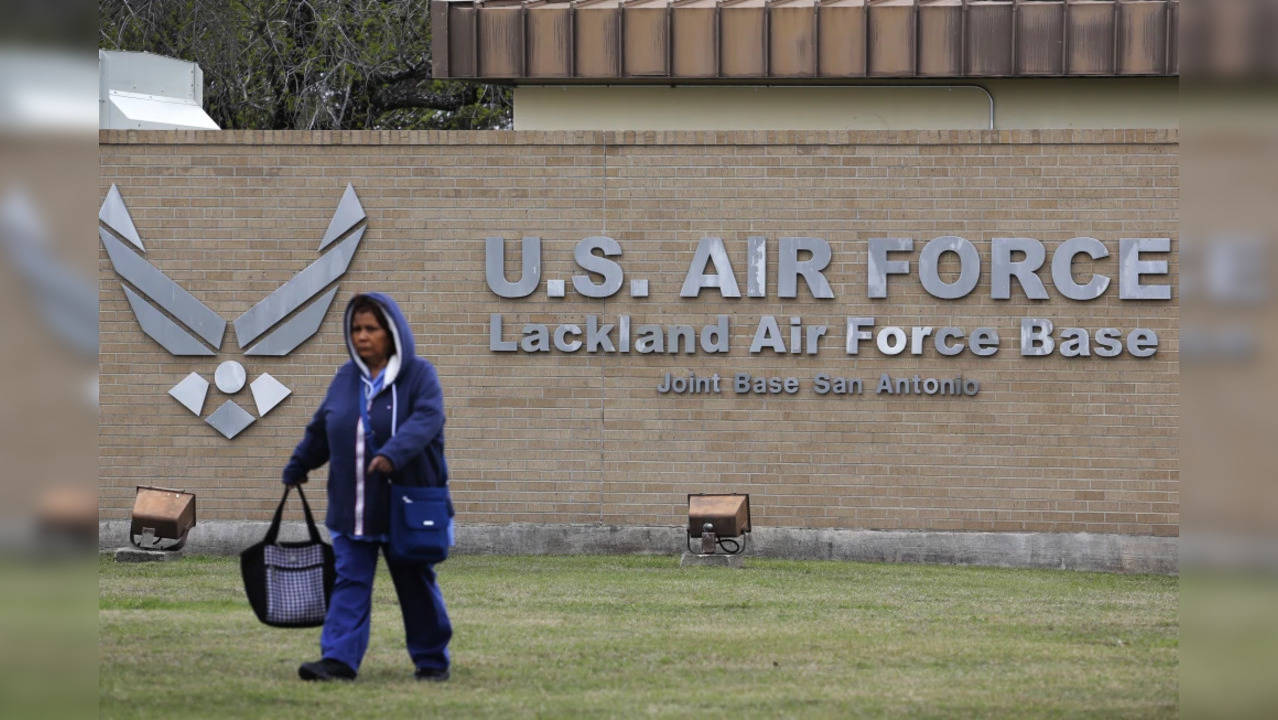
(298, 658, 357, 681)
(414, 667, 450, 682)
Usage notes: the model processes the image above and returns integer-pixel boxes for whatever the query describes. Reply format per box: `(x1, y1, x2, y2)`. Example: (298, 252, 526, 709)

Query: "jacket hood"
(343, 292, 417, 385)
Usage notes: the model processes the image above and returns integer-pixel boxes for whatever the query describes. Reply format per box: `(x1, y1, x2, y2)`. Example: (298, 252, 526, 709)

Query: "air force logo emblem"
(99, 184, 367, 438)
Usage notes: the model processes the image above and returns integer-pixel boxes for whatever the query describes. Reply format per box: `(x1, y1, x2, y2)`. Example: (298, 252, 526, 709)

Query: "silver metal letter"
(701, 315, 730, 353)
(910, 326, 934, 355)
(1050, 237, 1110, 301)
(845, 318, 874, 355)
(572, 236, 624, 298)
(680, 237, 741, 298)
(919, 236, 980, 300)
(876, 327, 907, 355)
(749, 316, 785, 353)
(1058, 328, 1090, 357)
(1020, 318, 1055, 356)
(991, 237, 1049, 300)
(585, 315, 615, 353)
(485, 236, 541, 298)
(1094, 328, 1123, 357)
(1127, 329, 1159, 357)
(935, 328, 964, 356)
(970, 328, 1000, 356)
(553, 324, 583, 352)
(1119, 238, 1172, 300)
(489, 314, 516, 351)
(778, 237, 834, 299)
(747, 236, 767, 297)
(867, 238, 912, 299)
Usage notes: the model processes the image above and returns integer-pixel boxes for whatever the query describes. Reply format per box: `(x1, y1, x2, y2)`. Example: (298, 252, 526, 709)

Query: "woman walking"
(282, 292, 452, 682)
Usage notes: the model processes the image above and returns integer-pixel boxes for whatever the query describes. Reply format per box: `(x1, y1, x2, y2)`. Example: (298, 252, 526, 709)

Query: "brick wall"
(98, 130, 1178, 537)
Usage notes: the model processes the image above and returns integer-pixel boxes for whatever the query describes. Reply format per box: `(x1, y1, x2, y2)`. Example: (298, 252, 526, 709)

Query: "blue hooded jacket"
(282, 293, 448, 536)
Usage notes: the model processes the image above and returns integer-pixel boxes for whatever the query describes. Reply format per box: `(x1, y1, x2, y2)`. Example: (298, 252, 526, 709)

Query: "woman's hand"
(368, 455, 394, 476)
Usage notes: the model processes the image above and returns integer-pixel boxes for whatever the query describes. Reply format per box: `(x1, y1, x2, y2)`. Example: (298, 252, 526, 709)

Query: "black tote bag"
(240, 485, 336, 628)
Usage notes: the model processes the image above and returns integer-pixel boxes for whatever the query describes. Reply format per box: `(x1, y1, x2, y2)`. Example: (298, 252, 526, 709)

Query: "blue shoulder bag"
(364, 374, 453, 564)
(388, 484, 454, 564)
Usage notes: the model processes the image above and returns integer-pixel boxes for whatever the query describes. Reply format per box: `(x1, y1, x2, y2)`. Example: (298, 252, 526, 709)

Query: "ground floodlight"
(130, 486, 197, 551)
(686, 493, 751, 555)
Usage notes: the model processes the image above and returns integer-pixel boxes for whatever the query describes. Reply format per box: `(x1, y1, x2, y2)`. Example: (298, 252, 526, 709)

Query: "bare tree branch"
(373, 81, 477, 114)
(99, 0, 509, 130)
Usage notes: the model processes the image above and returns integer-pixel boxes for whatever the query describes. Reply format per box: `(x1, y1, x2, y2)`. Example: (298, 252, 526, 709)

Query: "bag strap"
(295, 485, 323, 543)
(264, 485, 323, 545)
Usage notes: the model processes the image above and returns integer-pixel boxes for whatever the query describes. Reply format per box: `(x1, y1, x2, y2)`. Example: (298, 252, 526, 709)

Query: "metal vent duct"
(99, 50, 219, 130)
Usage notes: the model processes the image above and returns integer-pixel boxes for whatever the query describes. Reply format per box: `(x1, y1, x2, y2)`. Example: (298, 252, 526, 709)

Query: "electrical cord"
(716, 537, 740, 554)
(686, 532, 749, 555)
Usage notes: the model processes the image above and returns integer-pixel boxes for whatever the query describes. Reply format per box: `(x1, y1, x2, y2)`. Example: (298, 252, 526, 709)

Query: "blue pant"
(320, 533, 452, 673)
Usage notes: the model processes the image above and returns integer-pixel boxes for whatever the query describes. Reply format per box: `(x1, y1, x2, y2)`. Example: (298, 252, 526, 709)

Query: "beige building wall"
(98, 129, 1178, 538)
(514, 79, 1178, 131)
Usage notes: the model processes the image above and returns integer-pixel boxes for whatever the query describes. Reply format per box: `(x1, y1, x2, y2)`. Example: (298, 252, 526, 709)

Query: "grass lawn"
(100, 554, 1177, 719)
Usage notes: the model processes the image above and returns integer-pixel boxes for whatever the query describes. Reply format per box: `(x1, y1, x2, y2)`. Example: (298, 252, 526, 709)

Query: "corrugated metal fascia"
(432, 0, 1179, 80)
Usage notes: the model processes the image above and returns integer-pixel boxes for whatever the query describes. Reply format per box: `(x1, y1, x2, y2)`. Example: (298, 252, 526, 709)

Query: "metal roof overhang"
(431, 0, 1179, 82)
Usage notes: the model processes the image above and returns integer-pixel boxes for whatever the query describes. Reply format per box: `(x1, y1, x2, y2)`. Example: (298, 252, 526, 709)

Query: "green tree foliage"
(99, 0, 512, 130)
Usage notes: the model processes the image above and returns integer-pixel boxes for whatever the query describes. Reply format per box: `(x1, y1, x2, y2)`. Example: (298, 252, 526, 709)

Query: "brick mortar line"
(598, 139, 608, 524)
(98, 129, 1180, 146)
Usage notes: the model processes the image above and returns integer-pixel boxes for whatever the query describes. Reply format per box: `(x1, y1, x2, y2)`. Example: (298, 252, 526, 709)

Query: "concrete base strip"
(98, 521, 1177, 574)
(680, 552, 744, 568)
